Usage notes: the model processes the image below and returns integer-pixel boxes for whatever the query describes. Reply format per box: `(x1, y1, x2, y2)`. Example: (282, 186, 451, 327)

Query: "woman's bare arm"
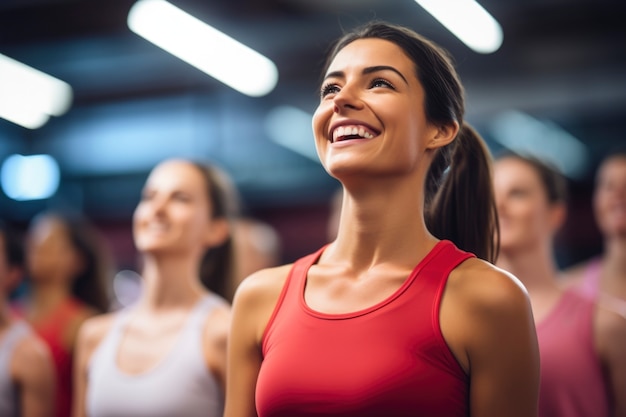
(224, 266, 291, 417)
(13, 335, 55, 417)
(442, 260, 540, 417)
(71, 314, 114, 417)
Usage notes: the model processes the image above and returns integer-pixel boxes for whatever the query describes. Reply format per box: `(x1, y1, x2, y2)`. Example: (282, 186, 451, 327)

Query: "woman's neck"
(138, 255, 206, 311)
(496, 243, 560, 293)
(330, 185, 433, 271)
(603, 235, 626, 278)
(28, 283, 72, 317)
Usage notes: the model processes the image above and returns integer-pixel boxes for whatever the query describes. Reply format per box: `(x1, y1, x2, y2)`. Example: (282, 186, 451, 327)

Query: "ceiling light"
(488, 110, 590, 179)
(128, 0, 279, 97)
(415, 0, 503, 54)
(0, 53, 73, 129)
(1, 154, 61, 201)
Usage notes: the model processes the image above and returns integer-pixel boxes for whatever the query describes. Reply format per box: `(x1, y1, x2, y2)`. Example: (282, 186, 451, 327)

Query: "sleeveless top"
(0, 321, 31, 417)
(28, 296, 86, 417)
(256, 240, 474, 417)
(536, 289, 610, 417)
(86, 295, 226, 417)
(578, 258, 626, 318)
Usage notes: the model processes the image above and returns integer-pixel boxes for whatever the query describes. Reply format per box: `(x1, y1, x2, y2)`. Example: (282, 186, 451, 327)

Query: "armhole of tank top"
(87, 310, 127, 371)
(431, 245, 475, 377)
(260, 263, 300, 356)
(260, 250, 322, 355)
(577, 292, 603, 365)
(194, 295, 226, 346)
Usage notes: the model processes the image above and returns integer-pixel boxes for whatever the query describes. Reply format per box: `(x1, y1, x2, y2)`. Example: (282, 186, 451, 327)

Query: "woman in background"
(563, 150, 626, 317)
(493, 153, 626, 417)
(73, 158, 237, 417)
(19, 212, 110, 417)
(0, 220, 55, 417)
(225, 21, 539, 417)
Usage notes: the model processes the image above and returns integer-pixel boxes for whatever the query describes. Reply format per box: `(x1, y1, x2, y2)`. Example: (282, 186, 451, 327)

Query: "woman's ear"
(204, 218, 230, 248)
(426, 121, 459, 150)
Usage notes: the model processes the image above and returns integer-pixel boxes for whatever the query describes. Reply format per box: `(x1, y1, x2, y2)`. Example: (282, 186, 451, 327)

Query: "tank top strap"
(279, 245, 327, 300)
(0, 321, 30, 365)
(261, 245, 327, 352)
(422, 240, 475, 296)
(187, 294, 227, 333)
(93, 307, 134, 364)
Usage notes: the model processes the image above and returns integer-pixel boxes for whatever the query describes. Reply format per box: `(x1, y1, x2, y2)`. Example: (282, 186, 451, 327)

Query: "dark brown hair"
(30, 211, 112, 313)
(191, 162, 240, 299)
(496, 152, 569, 204)
(322, 21, 499, 262)
(0, 219, 24, 269)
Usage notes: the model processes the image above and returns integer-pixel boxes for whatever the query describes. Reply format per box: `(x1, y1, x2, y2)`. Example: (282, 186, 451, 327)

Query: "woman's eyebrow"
(323, 65, 408, 85)
(362, 65, 408, 84)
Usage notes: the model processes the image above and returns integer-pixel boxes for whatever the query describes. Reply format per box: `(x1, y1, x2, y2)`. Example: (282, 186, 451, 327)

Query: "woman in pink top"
(493, 153, 626, 417)
(563, 150, 626, 317)
(225, 21, 539, 417)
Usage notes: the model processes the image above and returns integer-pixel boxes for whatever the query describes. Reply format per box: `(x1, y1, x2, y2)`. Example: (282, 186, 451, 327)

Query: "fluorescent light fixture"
(0, 53, 73, 129)
(488, 110, 590, 179)
(415, 0, 503, 54)
(264, 105, 319, 162)
(1, 154, 60, 201)
(128, 0, 279, 97)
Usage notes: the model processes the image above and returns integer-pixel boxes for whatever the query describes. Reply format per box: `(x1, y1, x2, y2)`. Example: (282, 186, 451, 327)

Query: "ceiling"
(1, 0, 625, 223)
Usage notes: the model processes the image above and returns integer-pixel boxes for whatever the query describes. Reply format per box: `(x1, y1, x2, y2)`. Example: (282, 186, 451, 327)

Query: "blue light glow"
(1, 154, 60, 201)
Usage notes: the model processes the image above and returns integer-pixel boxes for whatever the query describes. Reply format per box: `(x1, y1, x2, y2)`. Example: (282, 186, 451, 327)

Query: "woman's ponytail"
(425, 122, 499, 263)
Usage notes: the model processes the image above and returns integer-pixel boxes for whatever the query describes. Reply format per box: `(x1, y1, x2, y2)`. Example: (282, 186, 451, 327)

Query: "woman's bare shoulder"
(13, 332, 52, 369)
(229, 264, 295, 345)
(449, 258, 532, 314)
(233, 264, 295, 308)
(76, 311, 118, 352)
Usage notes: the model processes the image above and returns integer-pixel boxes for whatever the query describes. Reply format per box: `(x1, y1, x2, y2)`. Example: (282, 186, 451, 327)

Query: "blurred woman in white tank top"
(72, 159, 239, 417)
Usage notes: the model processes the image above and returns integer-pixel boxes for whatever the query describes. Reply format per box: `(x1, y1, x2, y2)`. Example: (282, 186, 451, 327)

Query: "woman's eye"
(320, 83, 340, 98)
(510, 189, 528, 198)
(173, 193, 191, 202)
(371, 78, 394, 89)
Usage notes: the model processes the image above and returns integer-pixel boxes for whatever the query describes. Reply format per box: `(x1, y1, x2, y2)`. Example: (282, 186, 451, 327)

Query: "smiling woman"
(493, 153, 626, 417)
(224, 20, 539, 417)
(72, 159, 238, 417)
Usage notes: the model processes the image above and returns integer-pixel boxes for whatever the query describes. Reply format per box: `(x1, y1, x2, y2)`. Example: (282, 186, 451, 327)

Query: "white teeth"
(331, 124, 375, 141)
(147, 223, 168, 231)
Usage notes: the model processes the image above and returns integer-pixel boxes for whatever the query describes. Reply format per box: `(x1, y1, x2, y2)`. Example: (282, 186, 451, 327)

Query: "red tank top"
(29, 297, 86, 417)
(256, 240, 474, 417)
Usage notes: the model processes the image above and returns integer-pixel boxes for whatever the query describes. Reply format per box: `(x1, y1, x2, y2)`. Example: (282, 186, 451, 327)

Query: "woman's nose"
(333, 84, 362, 113)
